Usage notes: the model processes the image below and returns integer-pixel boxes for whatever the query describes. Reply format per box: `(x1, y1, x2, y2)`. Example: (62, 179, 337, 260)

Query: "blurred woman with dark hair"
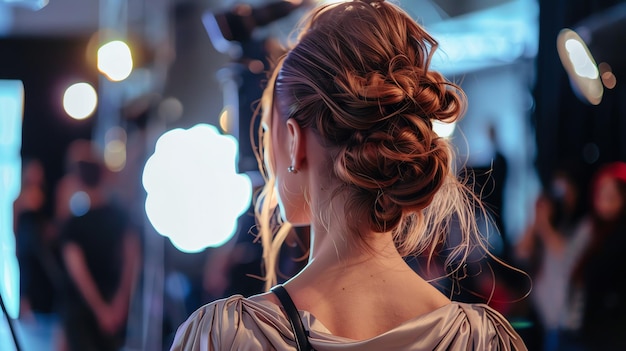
(572, 161, 626, 350)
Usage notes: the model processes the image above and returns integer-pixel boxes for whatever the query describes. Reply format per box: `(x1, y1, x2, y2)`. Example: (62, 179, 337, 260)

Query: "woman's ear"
(286, 119, 305, 171)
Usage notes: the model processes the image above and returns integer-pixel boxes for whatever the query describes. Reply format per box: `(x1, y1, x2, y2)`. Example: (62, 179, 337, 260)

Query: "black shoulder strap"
(271, 285, 313, 351)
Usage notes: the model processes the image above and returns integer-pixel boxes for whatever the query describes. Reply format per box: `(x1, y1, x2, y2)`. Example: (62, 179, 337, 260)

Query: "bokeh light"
(104, 126, 127, 172)
(564, 39, 598, 79)
(599, 63, 617, 89)
(63, 82, 98, 120)
(557, 28, 603, 105)
(104, 139, 126, 172)
(97, 40, 134, 82)
(219, 106, 231, 133)
(157, 97, 184, 122)
(433, 120, 457, 138)
(142, 124, 252, 253)
(69, 191, 91, 217)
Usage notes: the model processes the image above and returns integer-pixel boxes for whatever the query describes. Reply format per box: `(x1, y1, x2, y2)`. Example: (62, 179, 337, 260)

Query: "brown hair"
(254, 0, 488, 291)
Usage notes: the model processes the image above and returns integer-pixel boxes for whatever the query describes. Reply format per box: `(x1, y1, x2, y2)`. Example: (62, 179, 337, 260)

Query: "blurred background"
(1, 0, 625, 350)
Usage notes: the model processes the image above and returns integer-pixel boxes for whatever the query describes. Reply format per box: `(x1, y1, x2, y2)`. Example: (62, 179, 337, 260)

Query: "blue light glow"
(1, 0, 48, 10)
(69, 191, 91, 217)
(428, 0, 539, 75)
(0, 80, 24, 319)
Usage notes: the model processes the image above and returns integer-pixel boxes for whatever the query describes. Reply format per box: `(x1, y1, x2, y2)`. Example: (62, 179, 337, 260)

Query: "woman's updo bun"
(273, 0, 466, 235)
(334, 121, 453, 233)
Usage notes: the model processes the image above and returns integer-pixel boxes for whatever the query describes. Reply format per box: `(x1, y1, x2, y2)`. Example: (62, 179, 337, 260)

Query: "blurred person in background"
(14, 157, 64, 350)
(570, 161, 626, 350)
(515, 164, 589, 351)
(170, 1, 527, 349)
(58, 142, 141, 351)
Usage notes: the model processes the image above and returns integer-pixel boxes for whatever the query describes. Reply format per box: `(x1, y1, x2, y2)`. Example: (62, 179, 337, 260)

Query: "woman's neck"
(294, 173, 415, 286)
(294, 213, 412, 286)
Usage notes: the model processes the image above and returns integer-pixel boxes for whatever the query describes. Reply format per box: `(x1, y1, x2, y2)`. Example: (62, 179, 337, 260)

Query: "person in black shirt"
(59, 147, 141, 351)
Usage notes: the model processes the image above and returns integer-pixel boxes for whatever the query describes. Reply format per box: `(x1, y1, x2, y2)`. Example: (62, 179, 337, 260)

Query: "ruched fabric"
(170, 295, 527, 351)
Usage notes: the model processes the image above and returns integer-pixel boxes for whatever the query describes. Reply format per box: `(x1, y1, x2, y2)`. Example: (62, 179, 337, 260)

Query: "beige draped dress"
(170, 294, 527, 350)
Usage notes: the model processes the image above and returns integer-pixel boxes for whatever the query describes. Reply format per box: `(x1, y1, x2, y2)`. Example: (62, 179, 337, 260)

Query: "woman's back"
(172, 294, 525, 350)
(257, 257, 449, 340)
(171, 0, 527, 349)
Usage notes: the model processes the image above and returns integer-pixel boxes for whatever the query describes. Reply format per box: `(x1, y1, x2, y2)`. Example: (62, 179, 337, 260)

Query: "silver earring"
(287, 165, 298, 174)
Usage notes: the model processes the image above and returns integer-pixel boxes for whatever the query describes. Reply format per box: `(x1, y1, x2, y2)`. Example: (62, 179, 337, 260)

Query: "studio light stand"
(0, 291, 21, 351)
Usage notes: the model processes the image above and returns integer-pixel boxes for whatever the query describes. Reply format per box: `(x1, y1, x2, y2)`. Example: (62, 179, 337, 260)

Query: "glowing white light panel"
(142, 124, 252, 253)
